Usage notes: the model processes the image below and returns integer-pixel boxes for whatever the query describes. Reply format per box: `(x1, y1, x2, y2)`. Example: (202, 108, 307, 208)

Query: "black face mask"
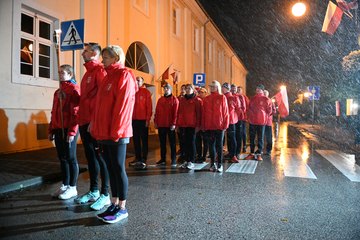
(185, 93, 195, 99)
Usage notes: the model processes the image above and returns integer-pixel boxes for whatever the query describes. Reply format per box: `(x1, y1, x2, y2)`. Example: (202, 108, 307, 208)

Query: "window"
(172, 5, 180, 36)
(208, 41, 212, 63)
(193, 24, 200, 53)
(125, 42, 154, 74)
(133, 0, 149, 16)
(20, 9, 53, 79)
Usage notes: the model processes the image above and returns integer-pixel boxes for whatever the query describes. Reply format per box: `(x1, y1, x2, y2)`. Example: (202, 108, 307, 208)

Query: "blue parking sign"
(193, 73, 206, 86)
(307, 86, 320, 100)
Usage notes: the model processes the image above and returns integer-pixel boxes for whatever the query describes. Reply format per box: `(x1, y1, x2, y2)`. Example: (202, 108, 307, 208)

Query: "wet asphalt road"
(0, 123, 359, 240)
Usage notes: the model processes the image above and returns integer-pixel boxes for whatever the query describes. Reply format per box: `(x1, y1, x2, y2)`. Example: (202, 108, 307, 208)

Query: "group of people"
(48, 42, 277, 224)
(49, 43, 136, 224)
(129, 79, 276, 173)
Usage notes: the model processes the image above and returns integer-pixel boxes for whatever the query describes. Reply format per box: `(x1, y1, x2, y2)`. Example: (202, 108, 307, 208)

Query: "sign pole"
(72, 50, 76, 80)
(311, 88, 316, 127)
(54, 29, 65, 139)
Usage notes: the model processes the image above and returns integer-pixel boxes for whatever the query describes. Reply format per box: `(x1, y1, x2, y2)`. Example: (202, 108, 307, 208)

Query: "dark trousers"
(264, 125, 273, 153)
(235, 121, 243, 155)
(132, 120, 149, 162)
(196, 130, 208, 160)
(226, 124, 237, 157)
(206, 130, 225, 167)
(178, 129, 185, 159)
(158, 127, 176, 164)
(79, 124, 109, 195)
(54, 128, 79, 187)
(101, 143, 128, 200)
(241, 121, 247, 149)
(249, 124, 265, 154)
(181, 127, 196, 163)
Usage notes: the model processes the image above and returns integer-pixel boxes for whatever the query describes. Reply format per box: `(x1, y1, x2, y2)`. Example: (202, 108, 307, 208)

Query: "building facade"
(0, 0, 247, 153)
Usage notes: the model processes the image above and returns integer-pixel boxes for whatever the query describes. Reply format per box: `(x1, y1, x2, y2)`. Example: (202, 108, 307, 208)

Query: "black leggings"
(101, 143, 128, 200)
(54, 129, 79, 187)
(79, 124, 109, 195)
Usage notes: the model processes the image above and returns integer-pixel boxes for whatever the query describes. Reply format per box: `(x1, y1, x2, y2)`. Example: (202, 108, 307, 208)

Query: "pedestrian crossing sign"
(60, 19, 84, 51)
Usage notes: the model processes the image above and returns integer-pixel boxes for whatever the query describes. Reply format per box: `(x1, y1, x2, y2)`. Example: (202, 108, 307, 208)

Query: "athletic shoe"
(97, 203, 116, 220)
(256, 155, 263, 161)
(230, 156, 239, 163)
(90, 194, 111, 211)
(102, 207, 128, 224)
(135, 162, 146, 169)
(128, 160, 138, 166)
(52, 184, 68, 198)
(180, 161, 188, 169)
(156, 160, 166, 165)
(244, 154, 255, 160)
(217, 165, 223, 173)
(187, 162, 195, 170)
(209, 163, 217, 172)
(58, 186, 77, 200)
(242, 147, 247, 153)
(74, 190, 100, 204)
(171, 162, 177, 168)
(236, 154, 242, 160)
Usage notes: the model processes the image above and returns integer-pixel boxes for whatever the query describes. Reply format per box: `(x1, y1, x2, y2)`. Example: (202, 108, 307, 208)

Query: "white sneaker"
(180, 161, 188, 169)
(217, 165, 223, 173)
(186, 162, 195, 170)
(58, 186, 77, 200)
(90, 194, 111, 211)
(52, 184, 68, 198)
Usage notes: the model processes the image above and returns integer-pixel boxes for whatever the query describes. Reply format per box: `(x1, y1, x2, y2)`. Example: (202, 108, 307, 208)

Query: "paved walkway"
(0, 122, 358, 195)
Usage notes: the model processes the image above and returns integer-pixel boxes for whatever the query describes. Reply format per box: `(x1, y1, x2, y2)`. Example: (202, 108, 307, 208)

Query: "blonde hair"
(210, 80, 222, 94)
(102, 45, 125, 64)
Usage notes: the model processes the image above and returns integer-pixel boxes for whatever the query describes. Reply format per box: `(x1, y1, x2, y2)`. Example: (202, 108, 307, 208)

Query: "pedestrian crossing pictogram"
(60, 19, 84, 51)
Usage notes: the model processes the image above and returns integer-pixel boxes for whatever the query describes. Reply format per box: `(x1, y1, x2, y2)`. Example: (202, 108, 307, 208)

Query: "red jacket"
(202, 92, 229, 131)
(90, 63, 138, 141)
(177, 94, 202, 128)
(247, 93, 272, 126)
(78, 60, 106, 126)
(224, 92, 240, 125)
(266, 102, 277, 126)
(237, 94, 247, 121)
(49, 80, 80, 136)
(154, 95, 179, 128)
(132, 87, 152, 122)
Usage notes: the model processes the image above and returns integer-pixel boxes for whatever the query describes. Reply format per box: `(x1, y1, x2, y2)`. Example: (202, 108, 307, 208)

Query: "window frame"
(12, 3, 59, 88)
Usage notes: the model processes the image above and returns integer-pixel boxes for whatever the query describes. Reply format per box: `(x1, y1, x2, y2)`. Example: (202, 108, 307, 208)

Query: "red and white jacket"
(90, 63, 138, 141)
(132, 87, 152, 122)
(224, 92, 241, 125)
(78, 60, 106, 126)
(247, 93, 272, 126)
(202, 92, 229, 131)
(177, 94, 202, 128)
(49, 80, 80, 136)
(154, 94, 179, 128)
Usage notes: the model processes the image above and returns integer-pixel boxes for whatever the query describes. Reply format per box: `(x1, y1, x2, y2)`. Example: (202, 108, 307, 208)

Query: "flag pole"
(53, 29, 65, 139)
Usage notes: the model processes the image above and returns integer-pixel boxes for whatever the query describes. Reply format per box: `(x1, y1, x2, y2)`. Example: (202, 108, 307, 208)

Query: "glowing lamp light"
(28, 43, 33, 52)
(292, 2, 306, 17)
(280, 85, 286, 91)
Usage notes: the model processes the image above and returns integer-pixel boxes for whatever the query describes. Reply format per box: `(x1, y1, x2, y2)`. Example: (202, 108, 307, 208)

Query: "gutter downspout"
(203, 19, 210, 73)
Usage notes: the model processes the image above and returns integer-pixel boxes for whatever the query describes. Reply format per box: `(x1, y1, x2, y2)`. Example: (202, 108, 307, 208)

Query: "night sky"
(198, 0, 359, 116)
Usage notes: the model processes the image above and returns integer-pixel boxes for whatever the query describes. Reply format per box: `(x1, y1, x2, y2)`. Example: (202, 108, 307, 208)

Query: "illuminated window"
(21, 10, 53, 79)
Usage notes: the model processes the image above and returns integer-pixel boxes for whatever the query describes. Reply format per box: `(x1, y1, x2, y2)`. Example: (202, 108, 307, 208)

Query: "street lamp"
(292, 2, 306, 17)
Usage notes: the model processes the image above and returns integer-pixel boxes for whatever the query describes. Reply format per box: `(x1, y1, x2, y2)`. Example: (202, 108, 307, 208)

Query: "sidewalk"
(0, 124, 358, 195)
